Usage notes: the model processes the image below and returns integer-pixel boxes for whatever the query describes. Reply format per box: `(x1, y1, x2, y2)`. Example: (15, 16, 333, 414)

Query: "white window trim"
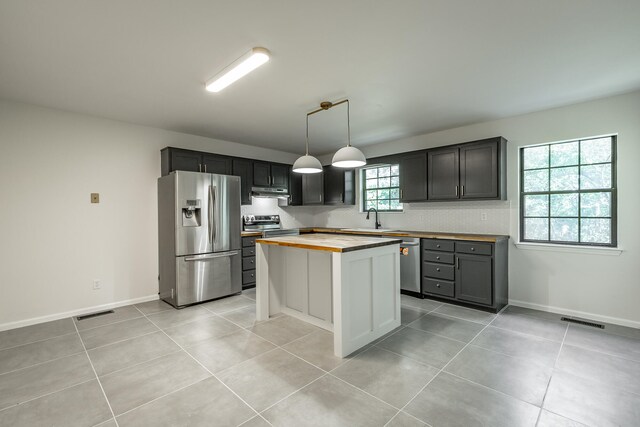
(518, 134, 618, 249)
(514, 241, 622, 256)
(359, 164, 404, 213)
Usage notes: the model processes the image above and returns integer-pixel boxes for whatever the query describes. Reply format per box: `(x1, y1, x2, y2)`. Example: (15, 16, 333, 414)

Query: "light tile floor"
(1, 290, 639, 426)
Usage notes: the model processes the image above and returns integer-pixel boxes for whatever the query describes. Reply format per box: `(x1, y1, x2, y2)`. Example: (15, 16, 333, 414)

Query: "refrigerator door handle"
(184, 251, 239, 262)
(212, 186, 218, 243)
(208, 185, 214, 244)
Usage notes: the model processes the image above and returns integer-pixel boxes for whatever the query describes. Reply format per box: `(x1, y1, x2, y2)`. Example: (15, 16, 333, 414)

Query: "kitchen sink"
(342, 228, 399, 233)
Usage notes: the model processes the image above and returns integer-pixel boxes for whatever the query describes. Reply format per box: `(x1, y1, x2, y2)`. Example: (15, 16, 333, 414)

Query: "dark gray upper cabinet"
(253, 162, 289, 189)
(271, 164, 290, 188)
(253, 162, 271, 187)
(232, 158, 253, 205)
(202, 154, 232, 175)
(455, 254, 493, 306)
(460, 138, 502, 199)
(425, 137, 506, 201)
(323, 166, 356, 205)
(289, 170, 303, 206)
(428, 147, 460, 200)
(302, 173, 324, 205)
(161, 147, 231, 176)
(399, 152, 428, 202)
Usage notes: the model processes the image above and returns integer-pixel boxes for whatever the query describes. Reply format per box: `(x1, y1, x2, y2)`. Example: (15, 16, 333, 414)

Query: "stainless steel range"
(242, 215, 300, 237)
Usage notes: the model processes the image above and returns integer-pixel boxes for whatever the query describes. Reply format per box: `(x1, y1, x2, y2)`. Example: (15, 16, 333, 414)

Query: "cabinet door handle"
(199, 164, 202, 172)
(204, 164, 207, 173)
(461, 185, 465, 196)
(400, 189, 403, 199)
(455, 185, 459, 196)
(456, 257, 460, 269)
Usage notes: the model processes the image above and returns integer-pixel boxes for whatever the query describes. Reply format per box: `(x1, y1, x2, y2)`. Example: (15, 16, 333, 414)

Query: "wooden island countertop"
(255, 233, 402, 253)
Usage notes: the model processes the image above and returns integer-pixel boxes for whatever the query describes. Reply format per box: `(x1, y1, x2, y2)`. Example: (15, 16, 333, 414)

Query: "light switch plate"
(91, 193, 100, 203)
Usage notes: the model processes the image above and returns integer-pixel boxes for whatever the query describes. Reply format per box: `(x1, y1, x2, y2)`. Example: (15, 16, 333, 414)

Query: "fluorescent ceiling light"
(205, 47, 270, 93)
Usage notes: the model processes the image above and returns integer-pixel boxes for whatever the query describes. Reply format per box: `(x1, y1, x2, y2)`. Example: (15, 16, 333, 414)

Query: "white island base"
(255, 234, 401, 358)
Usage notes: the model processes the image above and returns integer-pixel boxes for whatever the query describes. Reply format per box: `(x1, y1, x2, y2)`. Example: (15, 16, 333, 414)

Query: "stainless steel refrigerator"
(158, 171, 242, 308)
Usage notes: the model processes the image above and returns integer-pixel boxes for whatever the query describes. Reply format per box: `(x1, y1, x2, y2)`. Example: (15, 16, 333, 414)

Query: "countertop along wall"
(0, 100, 300, 330)
(309, 90, 640, 327)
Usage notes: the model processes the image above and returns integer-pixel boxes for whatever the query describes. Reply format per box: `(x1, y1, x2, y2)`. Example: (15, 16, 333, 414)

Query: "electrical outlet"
(93, 280, 101, 290)
(91, 193, 100, 203)
(481, 212, 488, 221)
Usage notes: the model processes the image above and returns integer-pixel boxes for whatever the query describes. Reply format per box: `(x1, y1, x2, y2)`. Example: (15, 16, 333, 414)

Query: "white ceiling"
(1, 1, 639, 155)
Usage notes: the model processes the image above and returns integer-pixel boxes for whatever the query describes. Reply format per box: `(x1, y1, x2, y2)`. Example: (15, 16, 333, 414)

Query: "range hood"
(251, 186, 290, 199)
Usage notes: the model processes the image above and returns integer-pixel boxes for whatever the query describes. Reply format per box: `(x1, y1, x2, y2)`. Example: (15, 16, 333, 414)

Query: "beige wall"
(313, 90, 640, 327)
(2, 90, 639, 330)
(0, 100, 298, 329)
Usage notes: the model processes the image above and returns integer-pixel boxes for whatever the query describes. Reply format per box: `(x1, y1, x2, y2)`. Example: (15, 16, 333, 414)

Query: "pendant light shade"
(332, 145, 366, 168)
(292, 154, 323, 174)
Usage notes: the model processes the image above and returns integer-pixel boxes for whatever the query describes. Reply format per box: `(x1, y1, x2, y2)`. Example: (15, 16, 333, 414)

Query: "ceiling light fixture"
(205, 47, 270, 93)
(292, 106, 323, 174)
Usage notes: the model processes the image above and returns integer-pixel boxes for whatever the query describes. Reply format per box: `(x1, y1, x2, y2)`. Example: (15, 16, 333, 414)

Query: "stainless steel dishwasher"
(400, 237, 421, 293)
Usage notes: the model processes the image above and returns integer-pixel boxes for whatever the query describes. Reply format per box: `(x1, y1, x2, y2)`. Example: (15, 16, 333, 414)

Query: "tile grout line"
(384, 304, 509, 425)
(72, 317, 120, 427)
(0, 349, 88, 378)
(0, 378, 96, 414)
(135, 305, 274, 427)
(0, 329, 79, 352)
(81, 327, 163, 351)
(537, 322, 570, 425)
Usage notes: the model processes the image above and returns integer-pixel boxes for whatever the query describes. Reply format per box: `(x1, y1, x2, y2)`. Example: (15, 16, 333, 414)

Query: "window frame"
(360, 163, 403, 213)
(519, 135, 617, 247)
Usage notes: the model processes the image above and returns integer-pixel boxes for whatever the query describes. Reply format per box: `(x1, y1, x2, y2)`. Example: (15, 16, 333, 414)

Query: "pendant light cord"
(346, 99, 351, 147)
(305, 112, 310, 155)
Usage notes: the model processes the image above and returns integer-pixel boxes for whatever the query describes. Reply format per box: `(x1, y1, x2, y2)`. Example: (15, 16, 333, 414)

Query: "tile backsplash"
(242, 197, 511, 235)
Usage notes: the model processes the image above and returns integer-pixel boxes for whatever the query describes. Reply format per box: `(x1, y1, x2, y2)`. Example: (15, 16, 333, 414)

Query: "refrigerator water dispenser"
(182, 199, 201, 227)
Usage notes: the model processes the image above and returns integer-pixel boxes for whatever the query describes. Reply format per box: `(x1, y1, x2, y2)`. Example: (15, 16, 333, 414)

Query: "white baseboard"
(0, 294, 160, 332)
(508, 298, 640, 330)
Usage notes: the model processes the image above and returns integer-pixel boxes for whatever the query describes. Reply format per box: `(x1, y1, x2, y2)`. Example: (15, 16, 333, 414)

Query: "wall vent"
(561, 317, 604, 329)
(77, 310, 114, 321)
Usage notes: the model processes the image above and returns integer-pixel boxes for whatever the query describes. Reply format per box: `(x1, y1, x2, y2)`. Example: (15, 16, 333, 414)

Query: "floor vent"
(77, 310, 114, 321)
(561, 317, 604, 329)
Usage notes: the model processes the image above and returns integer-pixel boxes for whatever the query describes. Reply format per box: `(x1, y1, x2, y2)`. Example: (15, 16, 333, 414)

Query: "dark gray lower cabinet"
(456, 254, 492, 305)
(421, 237, 508, 312)
(241, 236, 256, 289)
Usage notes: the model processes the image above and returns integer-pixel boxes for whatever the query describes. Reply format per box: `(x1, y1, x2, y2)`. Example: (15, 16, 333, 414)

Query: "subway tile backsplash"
(242, 198, 511, 235)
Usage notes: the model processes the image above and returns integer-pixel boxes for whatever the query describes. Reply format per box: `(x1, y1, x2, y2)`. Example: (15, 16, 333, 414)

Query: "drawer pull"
(250, 259, 254, 264)
(436, 244, 441, 248)
(250, 273, 255, 278)
(436, 256, 440, 260)
(436, 268, 441, 272)
(436, 283, 441, 288)
(471, 247, 475, 251)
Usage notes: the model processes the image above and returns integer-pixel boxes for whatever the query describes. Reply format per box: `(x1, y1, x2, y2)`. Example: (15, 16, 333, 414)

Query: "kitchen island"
(255, 233, 402, 357)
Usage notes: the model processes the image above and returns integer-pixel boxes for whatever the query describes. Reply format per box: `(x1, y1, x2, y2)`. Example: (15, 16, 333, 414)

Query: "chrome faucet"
(366, 208, 382, 229)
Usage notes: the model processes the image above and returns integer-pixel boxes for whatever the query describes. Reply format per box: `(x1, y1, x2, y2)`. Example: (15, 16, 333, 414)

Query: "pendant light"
(331, 99, 366, 168)
(292, 109, 323, 174)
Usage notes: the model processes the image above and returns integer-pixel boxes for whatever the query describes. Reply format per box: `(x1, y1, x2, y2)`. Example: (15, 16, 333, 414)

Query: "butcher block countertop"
(255, 233, 402, 253)
(241, 231, 262, 237)
(299, 227, 509, 243)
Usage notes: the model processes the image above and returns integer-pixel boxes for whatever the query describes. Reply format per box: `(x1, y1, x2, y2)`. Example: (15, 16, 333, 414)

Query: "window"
(520, 135, 616, 246)
(362, 164, 403, 212)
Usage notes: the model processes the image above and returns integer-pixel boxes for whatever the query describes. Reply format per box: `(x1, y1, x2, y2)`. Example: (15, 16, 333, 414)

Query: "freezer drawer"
(170, 250, 241, 307)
